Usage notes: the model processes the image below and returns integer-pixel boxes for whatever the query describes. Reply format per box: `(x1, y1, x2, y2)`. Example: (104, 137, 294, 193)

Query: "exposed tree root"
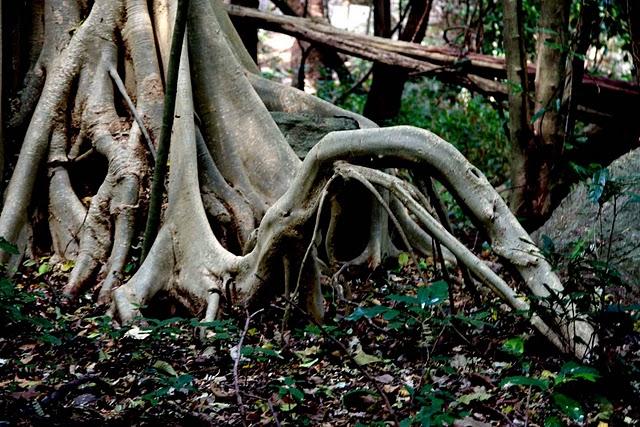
(0, 0, 596, 360)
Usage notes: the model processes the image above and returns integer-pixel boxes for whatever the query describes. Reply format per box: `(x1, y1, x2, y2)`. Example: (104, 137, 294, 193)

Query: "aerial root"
(270, 125, 596, 358)
(48, 123, 87, 262)
(36, 0, 163, 305)
(110, 120, 595, 358)
(336, 162, 588, 357)
(4, 0, 592, 362)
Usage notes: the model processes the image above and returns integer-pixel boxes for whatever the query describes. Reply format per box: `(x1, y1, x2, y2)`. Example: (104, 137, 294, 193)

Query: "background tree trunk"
(529, 0, 570, 224)
(290, 0, 327, 90)
(627, 0, 640, 84)
(271, 0, 352, 85)
(364, 0, 433, 123)
(230, 0, 260, 62)
(502, 0, 532, 215)
(504, 0, 596, 226)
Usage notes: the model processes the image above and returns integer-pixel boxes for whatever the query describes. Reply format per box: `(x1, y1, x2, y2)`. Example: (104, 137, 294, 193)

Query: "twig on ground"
(282, 296, 400, 427)
(242, 391, 282, 427)
(234, 308, 265, 427)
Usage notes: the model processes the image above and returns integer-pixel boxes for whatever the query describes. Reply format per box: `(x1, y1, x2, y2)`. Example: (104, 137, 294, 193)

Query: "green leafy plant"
(141, 368, 195, 406)
(346, 280, 449, 331)
(0, 277, 35, 325)
(400, 384, 462, 427)
(274, 376, 305, 411)
(500, 361, 600, 423)
(241, 344, 283, 362)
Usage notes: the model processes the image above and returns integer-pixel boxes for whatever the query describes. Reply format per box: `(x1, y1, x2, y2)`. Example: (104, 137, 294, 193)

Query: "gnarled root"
(2, 0, 159, 305)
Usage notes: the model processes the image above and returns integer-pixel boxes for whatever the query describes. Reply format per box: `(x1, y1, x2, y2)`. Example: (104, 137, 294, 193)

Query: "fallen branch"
(226, 4, 640, 123)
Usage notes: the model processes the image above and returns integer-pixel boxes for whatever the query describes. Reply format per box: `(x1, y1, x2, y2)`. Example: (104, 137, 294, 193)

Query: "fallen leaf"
(153, 360, 178, 377)
(453, 416, 491, 427)
(352, 345, 383, 366)
(124, 326, 150, 340)
(20, 354, 34, 364)
(458, 386, 492, 405)
(375, 374, 394, 384)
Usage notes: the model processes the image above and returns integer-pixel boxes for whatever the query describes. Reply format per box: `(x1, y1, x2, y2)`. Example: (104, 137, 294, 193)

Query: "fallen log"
(226, 4, 640, 124)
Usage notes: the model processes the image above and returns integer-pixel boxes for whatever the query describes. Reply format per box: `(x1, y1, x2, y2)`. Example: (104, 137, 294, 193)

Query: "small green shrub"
(392, 79, 509, 185)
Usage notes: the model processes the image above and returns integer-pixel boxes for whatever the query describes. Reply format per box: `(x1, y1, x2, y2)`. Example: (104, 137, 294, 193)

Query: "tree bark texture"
(526, 0, 570, 224)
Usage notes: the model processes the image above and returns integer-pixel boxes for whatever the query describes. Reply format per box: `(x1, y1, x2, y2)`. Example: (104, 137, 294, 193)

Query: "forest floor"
(1, 251, 639, 426)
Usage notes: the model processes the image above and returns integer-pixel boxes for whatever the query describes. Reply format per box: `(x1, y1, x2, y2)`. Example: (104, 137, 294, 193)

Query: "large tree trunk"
(0, 0, 596, 360)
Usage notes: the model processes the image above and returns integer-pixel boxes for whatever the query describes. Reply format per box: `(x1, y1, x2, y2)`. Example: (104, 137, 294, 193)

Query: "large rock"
(532, 148, 640, 289)
(271, 112, 359, 159)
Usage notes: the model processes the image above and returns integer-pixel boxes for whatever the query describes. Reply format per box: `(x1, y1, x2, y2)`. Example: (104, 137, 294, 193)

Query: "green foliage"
(241, 344, 283, 361)
(392, 80, 509, 184)
(274, 376, 305, 411)
(537, 169, 640, 339)
(400, 385, 461, 427)
(0, 261, 68, 347)
(141, 369, 195, 406)
(483, 0, 540, 57)
(556, 361, 600, 384)
(588, 167, 610, 204)
(314, 59, 371, 113)
(0, 277, 35, 325)
(0, 237, 19, 255)
(346, 280, 449, 330)
(499, 359, 600, 422)
(501, 336, 525, 357)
